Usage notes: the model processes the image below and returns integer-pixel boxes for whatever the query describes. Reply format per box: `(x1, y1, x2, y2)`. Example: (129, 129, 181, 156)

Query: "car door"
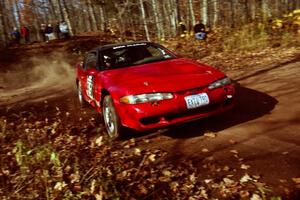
(82, 51, 98, 102)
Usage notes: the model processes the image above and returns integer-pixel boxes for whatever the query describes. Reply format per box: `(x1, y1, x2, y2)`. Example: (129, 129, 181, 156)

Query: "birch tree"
(86, 0, 98, 31)
(139, 0, 150, 41)
(98, 3, 106, 31)
(188, 0, 195, 26)
(261, 0, 271, 21)
(165, 0, 177, 37)
(151, 0, 162, 39)
(212, 0, 218, 27)
(201, 0, 208, 25)
(59, 0, 73, 35)
(0, 0, 8, 46)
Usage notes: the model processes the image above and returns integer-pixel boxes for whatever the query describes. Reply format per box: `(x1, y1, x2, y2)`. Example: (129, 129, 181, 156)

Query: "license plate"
(185, 93, 210, 109)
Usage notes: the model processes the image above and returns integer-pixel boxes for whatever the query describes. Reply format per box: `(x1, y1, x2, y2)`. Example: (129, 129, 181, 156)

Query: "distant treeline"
(0, 0, 299, 46)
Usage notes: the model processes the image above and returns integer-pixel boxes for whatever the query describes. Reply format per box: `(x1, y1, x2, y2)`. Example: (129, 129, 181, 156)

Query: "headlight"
(120, 93, 174, 104)
(208, 77, 231, 90)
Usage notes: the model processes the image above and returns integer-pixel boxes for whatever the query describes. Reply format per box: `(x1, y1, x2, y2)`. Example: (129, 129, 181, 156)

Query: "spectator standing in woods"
(40, 24, 46, 42)
(59, 21, 70, 39)
(45, 24, 55, 42)
(178, 22, 187, 37)
(194, 21, 207, 47)
(54, 22, 61, 39)
(194, 21, 207, 48)
(11, 27, 21, 44)
(20, 26, 30, 44)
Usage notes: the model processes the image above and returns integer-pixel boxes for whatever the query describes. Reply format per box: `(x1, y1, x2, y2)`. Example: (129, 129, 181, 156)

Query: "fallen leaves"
(0, 105, 286, 200)
(240, 174, 253, 183)
(95, 136, 103, 147)
(292, 177, 300, 189)
(230, 149, 239, 154)
(204, 132, 216, 138)
(251, 193, 264, 200)
(54, 181, 67, 191)
(202, 148, 209, 153)
(241, 164, 251, 170)
(292, 177, 300, 184)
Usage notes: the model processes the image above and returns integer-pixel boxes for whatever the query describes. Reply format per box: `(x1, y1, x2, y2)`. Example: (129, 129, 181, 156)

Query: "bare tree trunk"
(47, 0, 58, 23)
(129, 17, 137, 40)
(114, 1, 130, 41)
(56, 0, 65, 21)
(261, 0, 271, 21)
(31, 0, 42, 41)
(60, 0, 73, 35)
(83, 2, 92, 32)
(244, 0, 251, 23)
(3, 0, 13, 34)
(13, 0, 21, 28)
(250, 0, 256, 21)
(157, 1, 165, 39)
(87, 0, 98, 31)
(98, 4, 106, 31)
(0, 0, 8, 46)
(152, 0, 162, 39)
(201, 0, 208, 25)
(176, 0, 181, 23)
(167, 0, 177, 37)
(212, 0, 218, 27)
(139, 0, 150, 41)
(188, 0, 195, 26)
(230, 0, 236, 28)
(8, 0, 17, 28)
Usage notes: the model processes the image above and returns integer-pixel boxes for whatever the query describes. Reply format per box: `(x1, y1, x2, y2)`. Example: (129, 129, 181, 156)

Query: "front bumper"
(115, 84, 235, 131)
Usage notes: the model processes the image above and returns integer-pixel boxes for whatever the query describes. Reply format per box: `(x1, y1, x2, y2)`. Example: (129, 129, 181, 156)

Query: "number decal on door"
(86, 75, 94, 99)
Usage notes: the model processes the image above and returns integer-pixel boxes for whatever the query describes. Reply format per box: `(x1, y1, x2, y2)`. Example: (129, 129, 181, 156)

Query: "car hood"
(102, 58, 225, 95)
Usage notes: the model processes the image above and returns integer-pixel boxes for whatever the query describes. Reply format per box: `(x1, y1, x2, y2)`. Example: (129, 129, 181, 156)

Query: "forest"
(0, 0, 300, 45)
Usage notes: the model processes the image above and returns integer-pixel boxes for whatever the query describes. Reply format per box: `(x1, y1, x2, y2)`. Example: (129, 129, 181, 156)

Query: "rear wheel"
(102, 95, 122, 139)
(77, 81, 87, 107)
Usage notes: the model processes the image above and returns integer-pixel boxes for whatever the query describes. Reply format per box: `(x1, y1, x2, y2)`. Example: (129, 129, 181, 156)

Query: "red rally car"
(76, 41, 235, 139)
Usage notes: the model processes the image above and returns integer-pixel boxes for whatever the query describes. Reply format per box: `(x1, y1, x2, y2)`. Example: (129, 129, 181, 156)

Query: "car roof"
(96, 41, 153, 52)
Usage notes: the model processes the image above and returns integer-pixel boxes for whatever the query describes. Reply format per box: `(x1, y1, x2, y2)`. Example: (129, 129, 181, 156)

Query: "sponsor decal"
(113, 43, 147, 49)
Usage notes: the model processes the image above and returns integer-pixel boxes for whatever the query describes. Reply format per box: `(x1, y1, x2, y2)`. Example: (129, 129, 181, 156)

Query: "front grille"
(139, 103, 222, 126)
(164, 103, 220, 121)
(140, 117, 160, 125)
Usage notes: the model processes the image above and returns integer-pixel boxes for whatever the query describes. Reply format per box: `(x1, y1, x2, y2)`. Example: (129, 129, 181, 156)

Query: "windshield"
(100, 43, 176, 70)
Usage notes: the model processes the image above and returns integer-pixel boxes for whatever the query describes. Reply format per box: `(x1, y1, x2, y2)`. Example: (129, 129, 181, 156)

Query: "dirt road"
(143, 58, 300, 196)
(0, 44, 299, 198)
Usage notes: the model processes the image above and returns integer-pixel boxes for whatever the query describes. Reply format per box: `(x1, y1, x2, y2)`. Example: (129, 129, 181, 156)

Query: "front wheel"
(102, 95, 123, 139)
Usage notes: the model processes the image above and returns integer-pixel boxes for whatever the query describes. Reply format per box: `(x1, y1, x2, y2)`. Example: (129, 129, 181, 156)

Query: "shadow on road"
(163, 86, 278, 138)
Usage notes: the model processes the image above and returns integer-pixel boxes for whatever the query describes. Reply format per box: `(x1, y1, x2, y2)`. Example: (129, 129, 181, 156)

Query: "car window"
(100, 43, 175, 70)
(84, 52, 97, 70)
(147, 46, 165, 57)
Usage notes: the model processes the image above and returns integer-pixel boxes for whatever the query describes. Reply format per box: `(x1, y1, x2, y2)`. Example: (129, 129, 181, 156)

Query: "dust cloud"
(0, 53, 76, 107)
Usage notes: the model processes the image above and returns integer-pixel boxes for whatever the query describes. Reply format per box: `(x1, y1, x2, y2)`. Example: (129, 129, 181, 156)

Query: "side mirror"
(79, 61, 83, 68)
(86, 68, 97, 75)
(77, 61, 84, 68)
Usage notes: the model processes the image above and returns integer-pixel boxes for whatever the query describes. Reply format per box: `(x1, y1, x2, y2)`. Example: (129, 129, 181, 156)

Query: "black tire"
(77, 81, 88, 107)
(102, 95, 123, 139)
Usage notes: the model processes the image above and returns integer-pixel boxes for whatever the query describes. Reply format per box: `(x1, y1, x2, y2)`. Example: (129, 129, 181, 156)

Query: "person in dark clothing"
(178, 22, 187, 37)
(54, 22, 61, 39)
(20, 26, 30, 44)
(40, 24, 46, 42)
(194, 21, 206, 40)
(59, 21, 70, 39)
(11, 27, 21, 44)
(45, 24, 55, 41)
